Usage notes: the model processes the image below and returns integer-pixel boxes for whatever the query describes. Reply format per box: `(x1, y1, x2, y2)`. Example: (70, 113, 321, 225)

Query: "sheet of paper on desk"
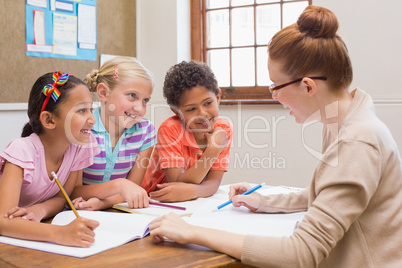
(0, 210, 156, 258)
(185, 199, 306, 237)
(113, 198, 209, 217)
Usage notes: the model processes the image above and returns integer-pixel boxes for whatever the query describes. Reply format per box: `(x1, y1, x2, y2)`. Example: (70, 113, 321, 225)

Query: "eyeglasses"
(268, 76, 327, 93)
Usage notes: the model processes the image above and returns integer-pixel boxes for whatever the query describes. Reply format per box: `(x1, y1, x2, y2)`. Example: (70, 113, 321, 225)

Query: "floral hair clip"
(113, 64, 118, 79)
(40, 71, 70, 116)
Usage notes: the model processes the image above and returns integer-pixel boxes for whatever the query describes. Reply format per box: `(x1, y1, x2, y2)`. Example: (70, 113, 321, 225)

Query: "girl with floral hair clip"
(0, 71, 100, 247)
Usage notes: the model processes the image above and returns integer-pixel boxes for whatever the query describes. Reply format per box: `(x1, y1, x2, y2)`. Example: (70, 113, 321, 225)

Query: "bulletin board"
(25, 0, 97, 61)
(0, 0, 136, 103)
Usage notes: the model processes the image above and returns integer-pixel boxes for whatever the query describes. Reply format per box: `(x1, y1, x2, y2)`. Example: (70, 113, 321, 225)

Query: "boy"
(142, 61, 233, 202)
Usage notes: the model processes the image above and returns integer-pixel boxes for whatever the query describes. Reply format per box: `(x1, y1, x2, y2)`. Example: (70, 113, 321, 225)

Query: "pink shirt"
(0, 133, 99, 207)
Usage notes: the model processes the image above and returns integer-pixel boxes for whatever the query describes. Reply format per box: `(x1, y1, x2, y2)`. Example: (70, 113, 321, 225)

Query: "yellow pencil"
(51, 171, 80, 218)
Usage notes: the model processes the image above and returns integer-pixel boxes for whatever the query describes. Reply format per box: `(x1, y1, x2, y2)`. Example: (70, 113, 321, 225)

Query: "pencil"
(215, 182, 266, 211)
(51, 171, 80, 218)
(149, 201, 186, 211)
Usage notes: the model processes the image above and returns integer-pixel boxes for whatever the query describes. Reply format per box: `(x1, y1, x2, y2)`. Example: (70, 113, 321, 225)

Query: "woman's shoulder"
(338, 88, 395, 147)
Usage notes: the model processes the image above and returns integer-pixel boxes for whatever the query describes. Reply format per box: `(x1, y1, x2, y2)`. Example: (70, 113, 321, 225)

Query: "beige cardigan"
(242, 89, 402, 267)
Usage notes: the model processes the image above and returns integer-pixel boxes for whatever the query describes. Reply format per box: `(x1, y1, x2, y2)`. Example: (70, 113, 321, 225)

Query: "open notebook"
(0, 210, 156, 258)
(0, 184, 306, 257)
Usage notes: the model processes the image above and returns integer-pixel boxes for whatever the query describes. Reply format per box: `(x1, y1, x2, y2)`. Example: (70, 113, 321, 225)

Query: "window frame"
(190, 0, 312, 105)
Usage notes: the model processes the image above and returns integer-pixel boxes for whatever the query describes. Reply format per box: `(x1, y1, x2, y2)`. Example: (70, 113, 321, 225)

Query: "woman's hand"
(228, 183, 261, 212)
(149, 213, 195, 244)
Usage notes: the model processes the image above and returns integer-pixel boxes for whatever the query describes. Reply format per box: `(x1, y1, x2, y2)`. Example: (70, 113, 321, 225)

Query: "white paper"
(79, 43, 96, 49)
(27, 44, 53, 53)
(186, 199, 305, 237)
(55, 0, 73, 12)
(27, 0, 47, 8)
(78, 4, 96, 46)
(50, 0, 56, 11)
(0, 211, 156, 258)
(53, 13, 77, 55)
(33, 10, 45, 45)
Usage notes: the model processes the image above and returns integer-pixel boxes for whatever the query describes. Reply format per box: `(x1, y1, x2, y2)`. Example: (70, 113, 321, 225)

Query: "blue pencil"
(215, 182, 265, 211)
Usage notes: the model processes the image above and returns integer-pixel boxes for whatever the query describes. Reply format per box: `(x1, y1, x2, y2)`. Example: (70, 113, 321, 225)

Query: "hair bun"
(85, 69, 100, 92)
(297, 6, 338, 38)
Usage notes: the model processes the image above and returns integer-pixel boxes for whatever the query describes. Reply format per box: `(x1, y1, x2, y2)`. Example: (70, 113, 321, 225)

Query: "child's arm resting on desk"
(72, 146, 154, 210)
(71, 176, 149, 209)
(0, 162, 99, 247)
(165, 127, 228, 184)
(5, 169, 82, 221)
(150, 170, 223, 202)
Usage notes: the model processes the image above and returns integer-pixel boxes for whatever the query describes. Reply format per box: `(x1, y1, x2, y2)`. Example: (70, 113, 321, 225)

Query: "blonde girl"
(72, 57, 156, 210)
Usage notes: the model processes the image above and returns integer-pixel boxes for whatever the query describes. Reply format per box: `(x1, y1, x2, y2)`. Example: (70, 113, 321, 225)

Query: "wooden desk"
(0, 210, 254, 268)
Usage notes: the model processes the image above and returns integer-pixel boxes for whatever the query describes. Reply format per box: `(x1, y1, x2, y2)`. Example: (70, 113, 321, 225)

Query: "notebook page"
(185, 199, 305, 237)
(0, 210, 156, 258)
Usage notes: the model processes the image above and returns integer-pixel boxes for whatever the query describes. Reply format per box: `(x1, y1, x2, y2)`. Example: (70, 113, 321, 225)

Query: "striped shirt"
(83, 108, 156, 184)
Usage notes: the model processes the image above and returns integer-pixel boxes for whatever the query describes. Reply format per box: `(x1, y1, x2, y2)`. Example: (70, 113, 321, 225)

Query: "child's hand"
(150, 182, 196, 202)
(119, 180, 150, 208)
(228, 183, 260, 212)
(205, 127, 228, 152)
(149, 212, 195, 244)
(57, 217, 99, 247)
(73, 197, 103, 211)
(4, 206, 42, 222)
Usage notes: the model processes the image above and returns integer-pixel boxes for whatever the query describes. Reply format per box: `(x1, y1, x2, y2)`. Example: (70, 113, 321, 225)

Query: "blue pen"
(215, 182, 265, 211)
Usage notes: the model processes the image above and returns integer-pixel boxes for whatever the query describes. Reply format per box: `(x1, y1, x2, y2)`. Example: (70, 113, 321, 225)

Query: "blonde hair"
(268, 6, 353, 90)
(85, 56, 153, 92)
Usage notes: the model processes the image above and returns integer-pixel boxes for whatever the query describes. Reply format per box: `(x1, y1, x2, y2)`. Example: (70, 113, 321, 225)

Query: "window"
(191, 0, 311, 104)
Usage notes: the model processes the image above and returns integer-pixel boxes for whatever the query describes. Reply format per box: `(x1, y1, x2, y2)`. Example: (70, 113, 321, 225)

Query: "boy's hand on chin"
(204, 127, 228, 151)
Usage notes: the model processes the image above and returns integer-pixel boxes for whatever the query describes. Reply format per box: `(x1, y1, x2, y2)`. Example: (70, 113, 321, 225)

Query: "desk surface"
(0, 236, 252, 268)
(0, 209, 253, 268)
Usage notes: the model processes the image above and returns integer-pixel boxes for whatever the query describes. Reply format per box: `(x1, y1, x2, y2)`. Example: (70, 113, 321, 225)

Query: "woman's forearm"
(190, 226, 244, 260)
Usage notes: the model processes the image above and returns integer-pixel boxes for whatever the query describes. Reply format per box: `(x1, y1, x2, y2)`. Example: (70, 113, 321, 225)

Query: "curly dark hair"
(163, 61, 219, 108)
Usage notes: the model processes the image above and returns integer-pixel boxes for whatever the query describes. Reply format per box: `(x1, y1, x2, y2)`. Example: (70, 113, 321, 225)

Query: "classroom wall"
(136, 0, 402, 187)
(1, 0, 402, 188)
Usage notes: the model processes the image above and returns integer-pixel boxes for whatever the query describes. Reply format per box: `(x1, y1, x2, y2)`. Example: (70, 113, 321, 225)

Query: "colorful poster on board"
(26, 0, 97, 61)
